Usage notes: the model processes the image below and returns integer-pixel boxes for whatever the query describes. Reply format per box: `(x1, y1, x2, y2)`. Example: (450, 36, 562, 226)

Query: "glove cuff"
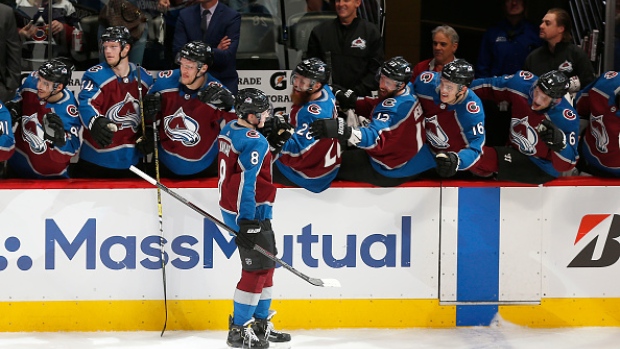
(348, 128, 362, 146)
(88, 116, 99, 130)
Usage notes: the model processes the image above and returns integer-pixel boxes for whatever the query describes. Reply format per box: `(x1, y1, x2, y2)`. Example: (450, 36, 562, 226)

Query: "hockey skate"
(227, 315, 269, 349)
(252, 310, 291, 343)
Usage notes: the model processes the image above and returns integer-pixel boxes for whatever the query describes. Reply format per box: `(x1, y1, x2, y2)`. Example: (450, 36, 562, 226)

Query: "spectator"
(413, 59, 486, 179)
(306, 0, 383, 97)
(272, 58, 341, 193)
(16, 0, 79, 67)
(574, 71, 620, 177)
(524, 7, 596, 93)
(218, 88, 291, 349)
(74, 26, 154, 178)
(5, 59, 81, 178)
(146, 41, 237, 178)
(411, 25, 459, 82)
(470, 70, 579, 184)
(309, 56, 436, 186)
(476, 0, 542, 146)
(477, 0, 542, 78)
(173, 0, 241, 94)
(0, 2, 21, 103)
(98, 0, 156, 65)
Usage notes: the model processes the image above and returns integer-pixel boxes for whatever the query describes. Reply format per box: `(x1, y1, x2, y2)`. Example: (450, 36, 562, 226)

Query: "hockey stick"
(136, 66, 169, 336)
(128, 165, 342, 288)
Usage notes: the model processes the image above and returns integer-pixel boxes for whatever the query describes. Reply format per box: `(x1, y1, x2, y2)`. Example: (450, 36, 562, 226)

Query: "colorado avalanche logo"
(163, 107, 200, 146)
(88, 65, 104, 73)
(105, 92, 141, 131)
(420, 72, 433, 83)
(590, 114, 609, 153)
(350, 37, 366, 49)
(519, 71, 534, 80)
(21, 113, 47, 154)
(604, 71, 618, 79)
(558, 61, 574, 74)
(67, 105, 79, 117)
(246, 130, 260, 138)
(563, 109, 577, 120)
(158, 70, 174, 78)
(425, 115, 449, 149)
(307, 104, 321, 115)
(466, 101, 480, 114)
(510, 116, 538, 155)
(381, 98, 396, 108)
(32, 27, 48, 41)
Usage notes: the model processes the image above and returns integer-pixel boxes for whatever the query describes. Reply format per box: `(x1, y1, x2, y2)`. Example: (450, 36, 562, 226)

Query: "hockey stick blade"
(129, 166, 341, 288)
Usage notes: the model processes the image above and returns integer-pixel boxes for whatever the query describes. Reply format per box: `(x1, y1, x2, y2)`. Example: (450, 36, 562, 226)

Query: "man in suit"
(173, 0, 241, 94)
(0, 2, 21, 103)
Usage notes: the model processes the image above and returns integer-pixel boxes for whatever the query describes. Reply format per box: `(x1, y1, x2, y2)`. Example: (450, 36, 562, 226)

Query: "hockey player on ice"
(218, 88, 293, 349)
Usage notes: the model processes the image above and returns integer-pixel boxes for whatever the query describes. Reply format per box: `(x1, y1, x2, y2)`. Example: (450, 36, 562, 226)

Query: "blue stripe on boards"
(456, 187, 500, 326)
(456, 305, 498, 326)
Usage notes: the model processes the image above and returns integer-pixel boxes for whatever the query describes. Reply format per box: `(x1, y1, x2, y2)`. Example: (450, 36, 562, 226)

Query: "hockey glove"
(136, 126, 155, 156)
(331, 84, 357, 110)
(537, 119, 566, 152)
(90, 116, 116, 148)
(4, 100, 21, 124)
(236, 219, 261, 250)
(259, 113, 289, 137)
(435, 152, 459, 178)
(42, 112, 66, 147)
(197, 84, 234, 111)
(267, 124, 294, 154)
(309, 118, 351, 141)
(142, 93, 161, 124)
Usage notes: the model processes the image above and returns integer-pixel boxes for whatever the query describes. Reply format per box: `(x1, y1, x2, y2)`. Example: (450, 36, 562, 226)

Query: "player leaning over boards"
(75, 26, 154, 178)
(574, 71, 620, 177)
(413, 59, 486, 178)
(273, 58, 342, 193)
(470, 70, 579, 184)
(218, 88, 292, 349)
(145, 40, 236, 178)
(5, 59, 81, 178)
(308, 56, 437, 186)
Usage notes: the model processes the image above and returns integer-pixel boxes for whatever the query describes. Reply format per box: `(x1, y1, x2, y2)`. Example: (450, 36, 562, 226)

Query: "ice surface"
(0, 326, 618, 349)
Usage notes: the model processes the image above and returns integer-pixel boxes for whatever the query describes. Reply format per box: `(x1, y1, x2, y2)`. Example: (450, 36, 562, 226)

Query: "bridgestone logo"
(568, 214, 620, 268)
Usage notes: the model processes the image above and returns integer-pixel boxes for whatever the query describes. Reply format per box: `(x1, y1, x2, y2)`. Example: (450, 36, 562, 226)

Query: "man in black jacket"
(524, 7, 595, 93)
(306, 0, 383, 97)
